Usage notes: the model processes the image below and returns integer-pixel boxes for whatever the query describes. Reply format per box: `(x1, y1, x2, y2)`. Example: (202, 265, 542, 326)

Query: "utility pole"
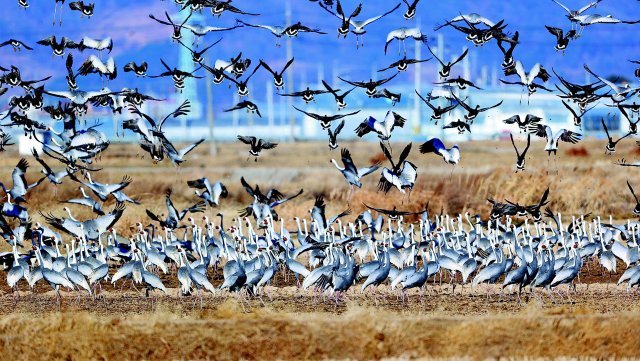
(286, 0, 295, 141)
(266, 81, 274, 127)
(413, 18, 422, 136)
(437, 33, 445, 140)
(204, 54, 217, 156)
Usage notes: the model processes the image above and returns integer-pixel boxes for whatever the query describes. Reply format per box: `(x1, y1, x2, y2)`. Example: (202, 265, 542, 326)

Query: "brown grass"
(1, 297, 640, 360)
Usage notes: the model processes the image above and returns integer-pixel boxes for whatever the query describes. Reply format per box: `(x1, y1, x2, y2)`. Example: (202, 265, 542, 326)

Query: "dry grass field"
(1, 139, 640, 360)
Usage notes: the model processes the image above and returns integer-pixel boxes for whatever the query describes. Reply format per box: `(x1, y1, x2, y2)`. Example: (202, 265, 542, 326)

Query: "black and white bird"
(419, 138, 460, 165)
(415, 90, 458, 124)
(330, 148, 380, 197)
(562, 100, 596, 128)
(372, 88, 401, 106)
(355, 110, 406, 141)
(226, 52, 251, 78)
(278, 87, 329, 103)
(258, 58, 294, 89)
(200, 61, 231, 84)
(319, 0, 362, 38)
(496, 31, 519, 70)
(223, 65, 260, 97)
(627, 180, 640, 215)
(293, 106, 360, 129)
(339, 72, 398, 97)
(78, 55, 117, 80)
(149, 11, 193, 41)
(601, 117, 631, 154)
(630, 60, 640, 78)
(384, 27, 428, 54)
(378, 142, 417, 195)
(224, 100, 261, 117)
(443, 119, 471, 134)
(545, 26, 576, 53)
(509, 133, 531, 172)
(378, 55, 431, 73)
(64, 54, 79, 90)
(452, 94, 502, 121)
(149, 59, 203, 92)
(69, 1, 94, 18)
(322, 80, 354, 110)
(428, 47, 468, 78)
(617, 105, 640, 134)
(0, 39, 33, 52)
(435, 76, 482, 90)
(327, 120, 345, 150)
(36, 36, 81, 57)
(123, 62, 148, 77)
(502, 114, 543, 132)
(146, 190, 206, 230)
(237, 136, 278, 161)
(187, 178, 228, 207)
(209, 0, 259, 16)
(0, 66, 51, 90)
(402, 0, 421, 20)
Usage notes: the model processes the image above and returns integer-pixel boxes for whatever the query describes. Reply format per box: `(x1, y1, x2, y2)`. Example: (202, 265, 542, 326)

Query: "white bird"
(419, 138, 460, 165)
(584, 65, 639, 103)
(528, 123, 582, 155)
(573, 14, 640, 36)
(378, 142, 418, 195)
(182, 23, 240, 37)
(78, 55, 117, 80)
(187, 178, 228, 207)
(384, 27, 428, 55)
(434, 13, 495, 30)
(7, 245, 24, 293)
(552, 0, 603, 26)
(348, 3, 401, 48)
(501, 61, 552, 99)
(354, 110, 406, 141)
(528, 123, 581, 172)
(331, 148, 380, 194)
(80, 37, 113, 54)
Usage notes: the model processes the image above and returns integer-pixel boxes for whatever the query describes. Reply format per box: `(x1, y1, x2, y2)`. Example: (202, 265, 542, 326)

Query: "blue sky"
(1, 0, 640, 108)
